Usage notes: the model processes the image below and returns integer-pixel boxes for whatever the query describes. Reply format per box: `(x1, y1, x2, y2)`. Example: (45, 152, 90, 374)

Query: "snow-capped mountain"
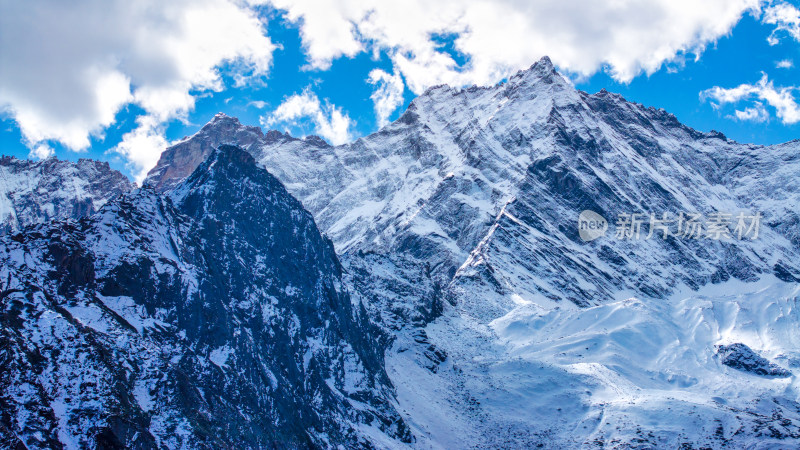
(0, 156, 134, 234)
(146, 57, 799, 315)
(140, 56, 800, 447)
(0, 146, 410, 448)
(2, 55, 799, 448)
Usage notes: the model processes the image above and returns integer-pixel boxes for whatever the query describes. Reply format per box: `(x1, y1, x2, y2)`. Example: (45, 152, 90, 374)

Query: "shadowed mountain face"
(0, 145, 411, 448)
(0, 156, 134, 234)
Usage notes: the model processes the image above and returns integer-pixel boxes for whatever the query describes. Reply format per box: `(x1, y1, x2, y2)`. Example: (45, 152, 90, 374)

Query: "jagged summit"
(507, 55, 561, 84)
(203, 112, 255, 132)
(412, 56, 569, 107)
(535, 54, 554, 68)
(205, 111, 261, 135)
(264, 128, 294, 143)
(143, 56, 717, 200)
(0, 155, 133, 233)
(144, 113, 266, 192)
(302, 134, 330, 147)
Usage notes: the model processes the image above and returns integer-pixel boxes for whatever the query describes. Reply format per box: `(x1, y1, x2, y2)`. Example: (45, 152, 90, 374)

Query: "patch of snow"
(134, 379, 154, 413)
(209, 345, 234, 369)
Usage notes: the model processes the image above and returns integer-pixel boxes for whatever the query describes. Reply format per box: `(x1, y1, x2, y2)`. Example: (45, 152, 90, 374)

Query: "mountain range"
(0, 156, 134, 234)
(2, 56, 799, 448)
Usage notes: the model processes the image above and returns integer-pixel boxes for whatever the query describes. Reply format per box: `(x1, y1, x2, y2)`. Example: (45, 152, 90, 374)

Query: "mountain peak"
(201, 112, 248, 132)
(303, 134, 330, 147)
(210, 111, 235, 121)
(144, 113, 266, 192)
(508, 55, 566, 88)
(264, 129, 293, 143)
(532, 55, 554, 70)
(172, 143, 304, 230)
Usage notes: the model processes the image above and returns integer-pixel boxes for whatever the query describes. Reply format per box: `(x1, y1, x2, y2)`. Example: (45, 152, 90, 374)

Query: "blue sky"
(1, 1, 799, 181)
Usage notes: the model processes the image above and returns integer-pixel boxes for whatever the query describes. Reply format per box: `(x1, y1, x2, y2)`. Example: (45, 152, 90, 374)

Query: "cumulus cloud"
(776, 59, 794, 69)
(701, 74, 800, 124)
(248, 100, 269, 109)
(262, 90, 352, 145)
(30, 144, 55, 160)
(2, 0, 787, 175)
(0, 0, 275, 178)
(733, 102, 770, 122)
(763, 1, 800, 45)
(115, 116, 170, 183)
(367, 69, 405, 128)
(258, 0, 760, 93)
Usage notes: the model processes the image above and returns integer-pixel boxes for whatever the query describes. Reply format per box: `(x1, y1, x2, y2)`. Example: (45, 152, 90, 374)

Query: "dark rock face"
(717, 343, 791, 378)
(144, 114, 272, 193)
(341, 251, 443, 332)
(0, 156, 134, 233)
(0, 145, 410, 448)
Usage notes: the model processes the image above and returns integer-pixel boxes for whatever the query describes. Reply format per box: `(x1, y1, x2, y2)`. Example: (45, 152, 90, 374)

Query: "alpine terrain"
(0, 156, 134, 234)
(0, 146, 410, 448)
(2, 56, 800, 448)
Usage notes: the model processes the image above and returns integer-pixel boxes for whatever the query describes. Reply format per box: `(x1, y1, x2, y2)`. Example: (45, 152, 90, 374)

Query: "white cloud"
(248, 100, 269, 109)
(2, 0, 787, 174)
(733, 102, 770, 122)
(265, 1, 365, 70)
(776, 59, 794, 69)
(701, 74, 800, 124)
(367, 69, 405, 128)
(262, 90, 352, 145)
(0, 0, 275, 176)
(763, 1, 800, 45)
(5, 69, 134, 151)
(30, 144, 55, 160)
(258, 0, 760, 92)
(115, 116, 170, 184)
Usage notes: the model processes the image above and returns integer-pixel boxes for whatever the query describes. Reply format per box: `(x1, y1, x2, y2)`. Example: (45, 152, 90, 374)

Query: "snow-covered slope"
(393, 277, 800, 448)
(0, 146, 410, 448)
(38, 55, 800, 447)
(0, 156, 134, 233)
